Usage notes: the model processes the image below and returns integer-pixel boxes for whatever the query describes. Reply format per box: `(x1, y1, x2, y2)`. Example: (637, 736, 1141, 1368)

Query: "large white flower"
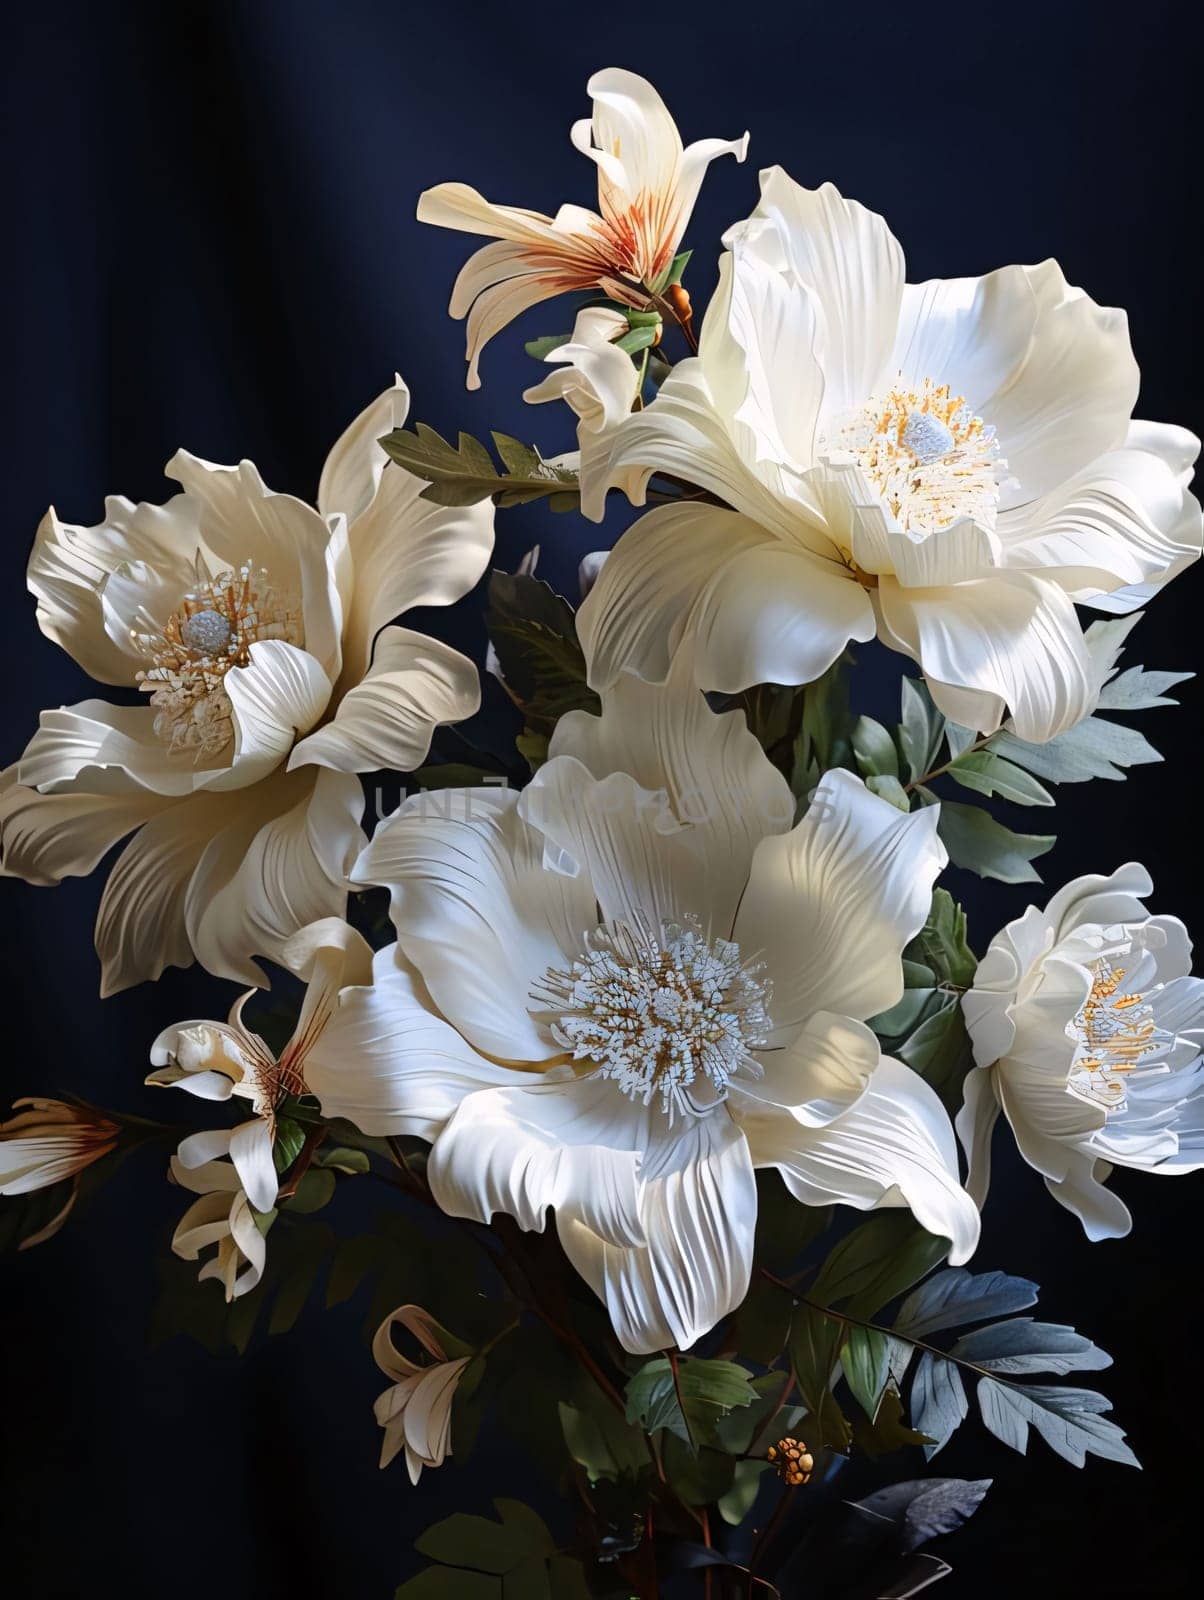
(0, 379, 493, 993)
(417, 68, 747, 388)
(579, 168, 1201, 743)
(958, 864, 1204, 1239)
(304, 661, 978, 1355)
(152, 918, 373, 1299)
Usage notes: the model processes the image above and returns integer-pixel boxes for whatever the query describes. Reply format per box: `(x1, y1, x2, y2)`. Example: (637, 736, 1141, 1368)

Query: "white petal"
(353, 787, 595, 1062)
(186, 767, 363, 986)
(982, 260, 1138, 499)
(427, 1076, 648, 1248)
(739, 1056, 980, 1263)
(999, 435, 1202, 601)
(735, 769, 945, 1037)
(685, 540, 876, 693)
(401, 1359, 470, 1470)
(291, 627, 479, 775)
(224, 641, 333, 781)
(878, 571, 1094, 742)
(0, 768, 167, 886)
(304, 945, 524, 1137)
(735, 170, 904, 418)
(318, 376, 411, 525)
(743, 1011, 881, 1126)
(228, 1118, 279, 1214)
(166, 452, 344, 682)
(338, 465, 494, 688)
(28, 495, 203, 685)
(576, 502, 773, 689)
(557, 1107, 758, 1354)
(955, 1064, 1001, 1210)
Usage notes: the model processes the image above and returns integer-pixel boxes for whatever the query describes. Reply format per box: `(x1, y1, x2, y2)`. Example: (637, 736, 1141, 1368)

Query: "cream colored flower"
(305, 658, 978, 1355)
(152, 918, 373, 1298)
(958, 864, 1204, 1239)
(1, 379, 493, 993)
(523, 307, 645, 512)
(417, 68, 747, 387)
(372, 1305, 473, 1481)
(0, 1097, 121, 1246)
(579, 169, 1201, 744)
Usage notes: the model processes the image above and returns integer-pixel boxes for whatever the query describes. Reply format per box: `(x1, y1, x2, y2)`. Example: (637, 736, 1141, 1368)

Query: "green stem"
(904, 733, 995, 793)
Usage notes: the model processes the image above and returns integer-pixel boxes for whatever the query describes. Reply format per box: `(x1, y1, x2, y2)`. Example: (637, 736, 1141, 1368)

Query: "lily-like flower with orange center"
(417, 68, 747, 388)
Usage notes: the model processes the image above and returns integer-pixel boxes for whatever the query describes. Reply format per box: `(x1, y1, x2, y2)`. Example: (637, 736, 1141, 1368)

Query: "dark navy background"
(2, 2, 1200, 1594)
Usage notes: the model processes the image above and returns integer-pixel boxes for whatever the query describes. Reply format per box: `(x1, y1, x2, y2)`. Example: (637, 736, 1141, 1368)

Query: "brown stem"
(275, 1123, 325, 1201)
(904, 733, 994, 793)
(746, 1482, 795, 1598)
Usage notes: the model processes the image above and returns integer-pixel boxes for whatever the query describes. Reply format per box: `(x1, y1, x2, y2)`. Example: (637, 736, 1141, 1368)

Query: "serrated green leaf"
(948, 750, 1054, 806)
(851, 1386, 933, 1458)
(811, 1214, 950, 1320)
(486, 572, 599, 734)
(624, 1357, 758, 1449)
(992, 718, 1162, 784)
(894, 1267, 1039, 1341)
(491, 432, 542, 476)
(852, 715, 899, 779)
(380, 424, 579, 510)
(1094, 664, 1192, 710)
(975, 1379, 1139, 1468)
(937, 801, 1055, 884)
(558, 1394, 650, 1483)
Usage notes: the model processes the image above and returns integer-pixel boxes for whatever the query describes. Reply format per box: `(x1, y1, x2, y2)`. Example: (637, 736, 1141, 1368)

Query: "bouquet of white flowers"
(3, 67, 1201, 1599)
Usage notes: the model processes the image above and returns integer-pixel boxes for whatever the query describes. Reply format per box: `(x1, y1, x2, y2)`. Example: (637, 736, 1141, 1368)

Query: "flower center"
(533, 915, 770, 1116)
(132, 557, 302, 758)
(1068, 957, 1160, 1111)
(832, 377, 1006, 534)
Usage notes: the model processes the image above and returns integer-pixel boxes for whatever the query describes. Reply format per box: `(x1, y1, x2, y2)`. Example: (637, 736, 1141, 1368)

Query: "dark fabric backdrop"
(2, 2, 1200, 1595)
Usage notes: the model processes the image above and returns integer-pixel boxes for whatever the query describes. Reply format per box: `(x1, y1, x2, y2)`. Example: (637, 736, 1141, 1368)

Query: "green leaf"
(272, 1117, 306, 1174)
(992, 718, 1162, 784)
(937, 801, 1055, 884)
(396, 1569, 497, 1598)
(866, 773, 911, 810)
(661, 248, 692, 288)
(718, 1458, 768, 1526)
(788, 1301, 851, 1451)
(896, 999, 975, 1112)
(852, 715, 899, 779)
(948, 750, 1054, 806)
(975, 1379, 1139, 1468)
(906, 888, 976, 988)
(1095, 663, 1192, 710)
(415, 1500, 555, 1576)
(851, 1386, 933, 1458)
(523, 333, 573, 361)
(624, 1357, 758, 1449)
(661, 1431, 736, 1506)
(615, 325, 657, 355)
(281, 1166, 336, 1213)
(810, 1214, 950, 1320)
(380, 423, 580, 511)
(791, 655, 853, 800)
(558, 1395, 650, 1483)
(841, 1325, 893, 1421)
(315, 1145, 370, 1174)
(486, 572, 599, 734)
(898, 677, 945, 783)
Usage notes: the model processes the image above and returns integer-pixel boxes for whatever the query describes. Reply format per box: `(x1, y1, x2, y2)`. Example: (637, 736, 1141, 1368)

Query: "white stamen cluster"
(831, 376, 1007, 535)
(534, 915, 770, 1116)
(131, 555, 302, 758)
(1068, 956, 1161, 1112)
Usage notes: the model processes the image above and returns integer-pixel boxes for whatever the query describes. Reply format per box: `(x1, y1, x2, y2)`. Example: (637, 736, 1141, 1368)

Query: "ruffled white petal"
(291, 627, 480, 775)
(738, 1056, 979, 1263)
(318, 375, 412, 526)
(877, 570, 1094, 742)
(353, 788, 595, 1062)
(556, 1106, 758, 1354)
(304, 945, 525, 1137)
(735, 769, 945, 1039)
